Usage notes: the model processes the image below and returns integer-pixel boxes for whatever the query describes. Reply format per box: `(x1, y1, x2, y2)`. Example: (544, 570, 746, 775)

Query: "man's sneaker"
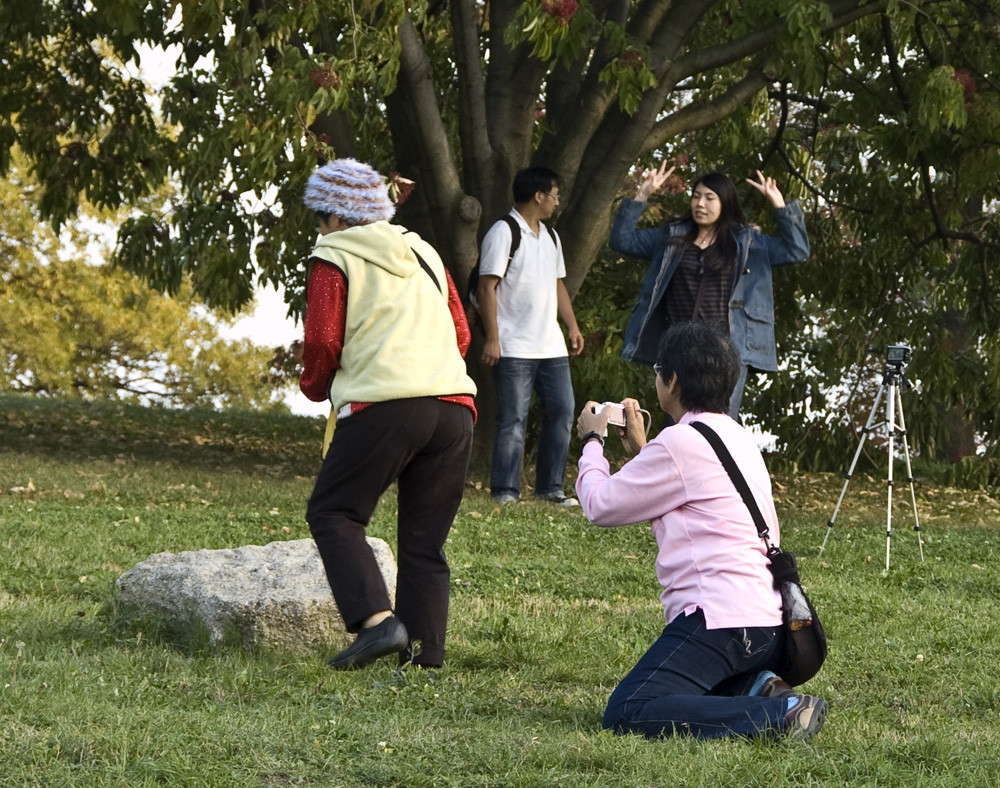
(784, 694, 828, 740)
(535, 492, 579, 507)
(760, 675, 797, 700)
(492, 492, 518, 504)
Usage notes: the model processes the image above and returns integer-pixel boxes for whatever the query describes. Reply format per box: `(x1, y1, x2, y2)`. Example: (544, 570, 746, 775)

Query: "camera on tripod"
(886, 345, 911, 367)
(821, 340, 925, 570)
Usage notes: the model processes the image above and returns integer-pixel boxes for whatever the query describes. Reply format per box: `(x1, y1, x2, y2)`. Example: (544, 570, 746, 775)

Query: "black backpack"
(467, 214, 558, 308)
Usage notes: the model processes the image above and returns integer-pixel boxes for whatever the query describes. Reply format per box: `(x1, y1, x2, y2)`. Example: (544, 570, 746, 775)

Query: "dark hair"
(314, 210, 359, 228)
(655, 322, 740, 413)
(684, 172, 743, 273)
(512, 167, 560, 204)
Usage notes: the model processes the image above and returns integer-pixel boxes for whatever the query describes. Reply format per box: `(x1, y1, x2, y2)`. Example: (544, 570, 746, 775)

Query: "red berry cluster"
(309, 63, 342, 91)
(663, 174, 687, 195)
(618, 49, 643, 71)
(953, 68, 977, 99)
(540, 0, 578, 26)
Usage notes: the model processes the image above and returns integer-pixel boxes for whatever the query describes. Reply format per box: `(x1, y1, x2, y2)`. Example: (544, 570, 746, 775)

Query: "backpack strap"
(496, 214, 558, 277)
(467, 215, 560, 306)
(498, 214, 521, 275)
(467, 215, 520, 306)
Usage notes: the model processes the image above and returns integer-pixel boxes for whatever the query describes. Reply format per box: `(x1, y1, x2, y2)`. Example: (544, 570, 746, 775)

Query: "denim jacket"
(609, 198, 810, 372)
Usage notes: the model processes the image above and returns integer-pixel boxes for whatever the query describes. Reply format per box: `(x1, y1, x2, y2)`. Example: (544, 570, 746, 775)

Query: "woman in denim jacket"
(610, 164, 810, 418)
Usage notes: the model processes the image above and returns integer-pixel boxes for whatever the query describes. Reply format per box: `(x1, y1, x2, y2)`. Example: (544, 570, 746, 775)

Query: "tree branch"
(880, 14, 986, 259)
(643, 68, 770, 150)
(767, 88, 831, 112)
(483, 0, 551, 208)
(450, 0, 492, 198)
(760, 83, 789, 168)
(388, 13, 480, 271)
(627, 0, 713, 51)
(672, 1, 886, 81)
(392, 14, 463, 202)
(543, 0, 703, 187)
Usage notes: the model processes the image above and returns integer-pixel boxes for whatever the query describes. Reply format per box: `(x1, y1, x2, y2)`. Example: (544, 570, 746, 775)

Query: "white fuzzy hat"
(303, 158, 396, 225)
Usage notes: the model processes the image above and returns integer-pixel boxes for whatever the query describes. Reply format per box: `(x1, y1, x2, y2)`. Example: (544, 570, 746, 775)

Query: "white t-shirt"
(479, 210, 568, 359)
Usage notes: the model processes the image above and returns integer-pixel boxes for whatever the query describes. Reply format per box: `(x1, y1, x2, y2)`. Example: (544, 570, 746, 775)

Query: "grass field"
(2, 394, 1000, 787)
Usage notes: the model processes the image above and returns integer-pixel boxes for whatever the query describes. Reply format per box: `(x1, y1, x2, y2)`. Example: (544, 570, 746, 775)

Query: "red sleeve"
(299, 260, 347, 402)
(445, 269, 471, 357)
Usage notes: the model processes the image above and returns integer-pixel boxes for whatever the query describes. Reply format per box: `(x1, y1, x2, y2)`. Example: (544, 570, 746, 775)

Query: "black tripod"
(820, 349, 925, 570)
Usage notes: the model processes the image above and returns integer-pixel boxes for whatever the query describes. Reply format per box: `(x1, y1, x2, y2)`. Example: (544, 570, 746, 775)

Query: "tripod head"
(883, 344, 913, 389)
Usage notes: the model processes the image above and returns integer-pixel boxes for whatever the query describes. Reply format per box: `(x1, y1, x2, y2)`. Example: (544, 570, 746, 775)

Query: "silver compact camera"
(594, 401, 626, 427)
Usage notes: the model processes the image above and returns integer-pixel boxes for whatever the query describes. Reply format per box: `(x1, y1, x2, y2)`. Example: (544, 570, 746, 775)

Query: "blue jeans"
(603, 609, 788, 739)
(491, 356, 574, 498)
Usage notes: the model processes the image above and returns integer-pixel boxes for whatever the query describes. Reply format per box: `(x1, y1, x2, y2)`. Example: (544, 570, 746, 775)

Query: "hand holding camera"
(577, 399, 650, 456)
(594, 401, 626, 428)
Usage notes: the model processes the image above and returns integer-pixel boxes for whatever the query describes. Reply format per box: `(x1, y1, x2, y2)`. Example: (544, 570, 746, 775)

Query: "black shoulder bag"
(690, 421, 827, 687)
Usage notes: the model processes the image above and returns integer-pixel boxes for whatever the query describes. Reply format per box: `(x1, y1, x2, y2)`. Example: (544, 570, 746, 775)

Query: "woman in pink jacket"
(575, 322, 827, 740)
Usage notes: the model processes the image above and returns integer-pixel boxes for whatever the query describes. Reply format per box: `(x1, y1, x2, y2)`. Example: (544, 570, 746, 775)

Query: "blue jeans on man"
(490, 356, 574, 500)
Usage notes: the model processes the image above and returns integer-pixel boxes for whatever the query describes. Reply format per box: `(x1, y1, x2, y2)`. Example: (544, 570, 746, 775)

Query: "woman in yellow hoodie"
(300, 158, 477, 670)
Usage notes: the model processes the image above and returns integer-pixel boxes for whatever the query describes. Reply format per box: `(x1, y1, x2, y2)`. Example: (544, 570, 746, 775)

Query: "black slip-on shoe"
(328, 616, 409, 670)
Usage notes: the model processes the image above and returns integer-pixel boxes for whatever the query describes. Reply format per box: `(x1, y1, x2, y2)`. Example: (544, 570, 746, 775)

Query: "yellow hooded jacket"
(308, 221, 477, 452)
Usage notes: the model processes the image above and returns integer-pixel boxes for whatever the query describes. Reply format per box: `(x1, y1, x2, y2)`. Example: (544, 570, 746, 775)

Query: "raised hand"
(636, 161, 677, 201)
(745, 169, 785, 208)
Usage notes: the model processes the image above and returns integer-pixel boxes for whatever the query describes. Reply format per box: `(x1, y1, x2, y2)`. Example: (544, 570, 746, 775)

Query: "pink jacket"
(576, 411, 782, 630)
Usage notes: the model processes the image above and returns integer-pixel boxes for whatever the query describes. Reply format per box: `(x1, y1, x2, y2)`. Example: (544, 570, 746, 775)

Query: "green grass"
(2, 394, 1000, 786)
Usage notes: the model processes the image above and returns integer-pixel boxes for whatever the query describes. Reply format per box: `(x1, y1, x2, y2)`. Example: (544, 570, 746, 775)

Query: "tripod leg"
(895, 385, 925, 562)
(821, 384, 887, 554)
(885, 382, 896, 571)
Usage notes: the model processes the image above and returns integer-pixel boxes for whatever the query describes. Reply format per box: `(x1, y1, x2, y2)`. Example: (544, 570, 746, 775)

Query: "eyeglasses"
(542, 191, 560, 202)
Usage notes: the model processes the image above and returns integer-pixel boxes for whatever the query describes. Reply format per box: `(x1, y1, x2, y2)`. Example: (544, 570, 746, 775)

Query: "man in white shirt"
(477, 167, 584, 505)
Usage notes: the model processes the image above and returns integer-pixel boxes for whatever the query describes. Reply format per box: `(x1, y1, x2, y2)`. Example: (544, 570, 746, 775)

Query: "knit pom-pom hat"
(303, 158, 396, 225)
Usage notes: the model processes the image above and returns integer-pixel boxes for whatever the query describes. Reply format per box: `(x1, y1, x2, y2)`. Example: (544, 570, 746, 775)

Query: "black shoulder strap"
(495, 215, 558, 275)
(689, 421, 776, 551)
(400, 230, 443, 293)
(412, 249, 442, 293)
(499, 214, 521, 273)
(472, 215, 559, 295)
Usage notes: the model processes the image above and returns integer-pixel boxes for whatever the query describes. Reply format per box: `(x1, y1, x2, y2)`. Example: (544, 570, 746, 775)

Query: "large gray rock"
(115, 538, 396, 653)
